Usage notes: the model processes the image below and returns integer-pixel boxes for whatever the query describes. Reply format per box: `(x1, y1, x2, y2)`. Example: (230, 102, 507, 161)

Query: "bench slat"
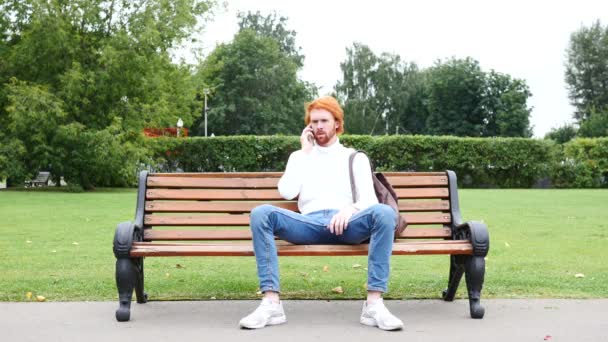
(146, 188, 449, 200)
(147, 175, 448, 188)
(130, 240, 472, 257)
(145, 200, 450, 213)
(144, 213, 451, 226)
(142, 227, 452, 241)
(149, 172, 447, 178)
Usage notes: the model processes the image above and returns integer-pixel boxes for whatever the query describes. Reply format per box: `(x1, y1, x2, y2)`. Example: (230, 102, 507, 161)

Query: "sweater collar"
(315, 138, 342, 154)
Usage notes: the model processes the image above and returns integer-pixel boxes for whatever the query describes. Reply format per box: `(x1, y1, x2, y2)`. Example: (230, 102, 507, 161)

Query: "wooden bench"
(24, 171, 50, 187)
(113, 170, 489, 322)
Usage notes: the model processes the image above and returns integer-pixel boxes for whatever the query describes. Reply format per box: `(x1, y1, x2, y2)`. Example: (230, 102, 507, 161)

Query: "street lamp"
(203, 88, 211, 137)
(176, 117, 183, 137)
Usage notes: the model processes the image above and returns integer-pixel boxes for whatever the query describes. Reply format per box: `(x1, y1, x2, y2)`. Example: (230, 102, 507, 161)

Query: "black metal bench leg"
(115, 257, 137, 321)
(442, 255, 465, 301)
(134, 257, 148, 304)
(464, 255, 486, 319)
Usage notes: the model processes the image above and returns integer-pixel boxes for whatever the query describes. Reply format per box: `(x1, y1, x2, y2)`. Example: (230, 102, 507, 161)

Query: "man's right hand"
(300, 124, 314, 154)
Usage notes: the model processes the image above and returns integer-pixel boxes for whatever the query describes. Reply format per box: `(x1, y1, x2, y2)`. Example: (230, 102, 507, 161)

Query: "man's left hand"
(328, 205, 358, 235)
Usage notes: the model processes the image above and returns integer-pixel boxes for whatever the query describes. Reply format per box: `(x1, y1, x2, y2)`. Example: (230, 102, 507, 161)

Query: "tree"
(194, 14, 314, 136)
(578, 109, 608, 137)
(0, 0, 216, 187)
(545, 123, 578, 144)
(425, 58, 532, 137)
(426, 58, 487, 136)
(565, 20, 608, 127)
(483, 71, 533, 137)
(4, 79, 66, 183)
(237, 11, 304, 68)
(335, 43, 424, 135)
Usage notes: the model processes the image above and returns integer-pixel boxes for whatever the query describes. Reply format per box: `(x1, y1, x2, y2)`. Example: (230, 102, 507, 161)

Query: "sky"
(182, 0, 608, 137)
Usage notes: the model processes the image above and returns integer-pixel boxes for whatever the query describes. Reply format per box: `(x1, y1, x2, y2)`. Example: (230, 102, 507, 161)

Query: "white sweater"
(278, 139, 378, 215)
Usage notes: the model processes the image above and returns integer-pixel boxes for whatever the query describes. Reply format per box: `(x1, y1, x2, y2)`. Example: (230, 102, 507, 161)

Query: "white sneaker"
(360, 299, 404, 331)
(239, 298, 287, 329)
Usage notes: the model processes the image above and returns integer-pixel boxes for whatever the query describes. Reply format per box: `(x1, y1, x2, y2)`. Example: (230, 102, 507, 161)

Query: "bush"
(147, 135, 558, 188)
(551, 138, 608, 188)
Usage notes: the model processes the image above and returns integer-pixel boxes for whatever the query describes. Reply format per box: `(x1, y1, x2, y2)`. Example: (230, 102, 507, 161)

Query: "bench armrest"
(453, 221, 489, 257)
(113, 221, 143, 258)
(447, 170, 489, 257)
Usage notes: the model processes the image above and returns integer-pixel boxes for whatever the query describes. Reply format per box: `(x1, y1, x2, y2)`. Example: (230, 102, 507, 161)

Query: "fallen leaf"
(352, 264, 362, 269)
(210, 296, 216, 300)
(323, 265, 329, 272)
(575, 273, 585, 278)
(72, 242, 79, 246)
(165, 273, 171, 278)
(332, 286, 343, 294)
(36, 295, 46, 302)
(256, 290, 262, 295)
(176, 264, 184, 269)
(26, 292, 33, 300)
(504, 242, 510, 247)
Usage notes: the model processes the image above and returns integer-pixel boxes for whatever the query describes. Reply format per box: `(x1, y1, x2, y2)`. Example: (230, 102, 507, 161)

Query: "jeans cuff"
(261, 286, 281, 294)
(366, 286, 387, 293)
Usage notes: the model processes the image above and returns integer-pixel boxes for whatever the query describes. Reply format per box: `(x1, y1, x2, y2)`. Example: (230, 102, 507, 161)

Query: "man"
(239, 96, 403, 331)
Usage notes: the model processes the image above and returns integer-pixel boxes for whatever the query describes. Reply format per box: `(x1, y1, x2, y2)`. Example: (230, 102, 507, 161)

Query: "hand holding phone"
(301, 124, 315, 152)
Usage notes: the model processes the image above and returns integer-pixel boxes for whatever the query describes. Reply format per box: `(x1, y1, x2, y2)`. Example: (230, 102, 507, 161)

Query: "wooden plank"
(147, 188, 449, 200)
(150, 172, 447, 178)
(143, 227, 452, 241)
(147, 175, 448, 188)
(144, 213, 451, 226)
(130, 240, 472, 257)
(386, 176, 448, 187)
(146, 189, 283, 200)
(380, 172, 447, 177)
(145, 201, 299, 213)
(395, 188, 449, 199)
(399, 200, 450, 211)
(151, 172, 283, 178)
(147, 177, 280, 189)
(145, 200, 449, 213)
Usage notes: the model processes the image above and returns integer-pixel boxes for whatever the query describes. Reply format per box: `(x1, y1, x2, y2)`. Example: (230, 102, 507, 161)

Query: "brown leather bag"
(348, 151, 408, 239)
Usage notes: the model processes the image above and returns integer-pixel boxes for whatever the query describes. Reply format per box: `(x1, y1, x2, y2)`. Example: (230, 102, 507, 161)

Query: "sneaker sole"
(240, 315, 287, 329)
(360, 317, 403, 331)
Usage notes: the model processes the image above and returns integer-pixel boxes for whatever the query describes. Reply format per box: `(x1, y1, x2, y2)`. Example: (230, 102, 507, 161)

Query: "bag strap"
(348, 151, 359, 203)
(349, 150, 374, 203)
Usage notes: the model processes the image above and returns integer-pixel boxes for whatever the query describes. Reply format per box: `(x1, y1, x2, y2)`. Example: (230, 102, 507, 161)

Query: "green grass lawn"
(1, 188, 607, 302)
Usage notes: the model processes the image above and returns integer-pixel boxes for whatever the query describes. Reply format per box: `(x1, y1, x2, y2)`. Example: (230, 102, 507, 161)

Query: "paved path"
(2, 299, 607, 341)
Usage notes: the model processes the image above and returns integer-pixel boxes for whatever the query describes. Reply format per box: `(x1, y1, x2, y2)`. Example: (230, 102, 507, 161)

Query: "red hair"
(305, 96, 345, 134)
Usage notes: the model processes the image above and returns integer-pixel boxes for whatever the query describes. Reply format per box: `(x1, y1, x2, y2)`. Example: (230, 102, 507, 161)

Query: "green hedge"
(144, 135, 608, 188)
(552, 138, 608, 188)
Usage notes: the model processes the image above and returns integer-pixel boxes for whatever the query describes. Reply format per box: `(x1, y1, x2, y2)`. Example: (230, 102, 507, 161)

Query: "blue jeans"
(249, 203, 396, 294)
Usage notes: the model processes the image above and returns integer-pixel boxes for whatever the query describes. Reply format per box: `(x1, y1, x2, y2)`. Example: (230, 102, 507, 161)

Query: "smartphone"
(306, 125, 315, 145)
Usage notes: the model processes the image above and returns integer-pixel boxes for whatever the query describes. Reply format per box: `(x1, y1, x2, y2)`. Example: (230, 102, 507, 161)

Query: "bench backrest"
(140, 172, 455, 242)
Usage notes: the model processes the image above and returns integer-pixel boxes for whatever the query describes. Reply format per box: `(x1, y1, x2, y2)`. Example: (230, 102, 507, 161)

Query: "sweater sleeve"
(278, 150, 308, 200)
(352, 153, 379, 210)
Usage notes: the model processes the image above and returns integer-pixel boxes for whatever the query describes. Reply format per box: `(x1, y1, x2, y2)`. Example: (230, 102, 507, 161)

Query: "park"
(1, 0, 607, 340)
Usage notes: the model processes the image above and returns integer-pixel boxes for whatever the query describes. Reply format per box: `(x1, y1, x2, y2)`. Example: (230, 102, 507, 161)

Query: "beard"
(314, 129, 336, 146)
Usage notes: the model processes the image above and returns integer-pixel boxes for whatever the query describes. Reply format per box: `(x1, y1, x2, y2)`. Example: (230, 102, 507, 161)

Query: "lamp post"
(203, 88, 210, 137)
(176, 117, 183, 137)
